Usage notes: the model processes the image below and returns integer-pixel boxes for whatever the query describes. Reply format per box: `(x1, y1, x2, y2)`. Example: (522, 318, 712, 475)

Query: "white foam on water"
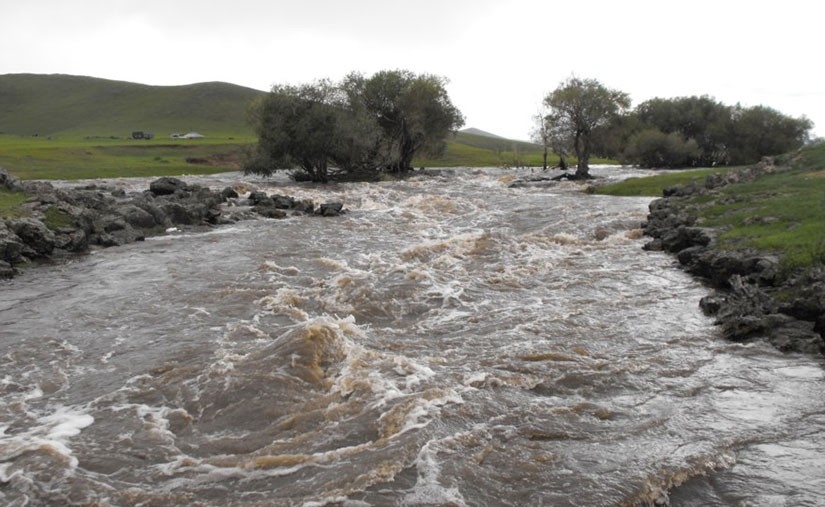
(0, 405, 94, 472)
(402, 440, 468, 507)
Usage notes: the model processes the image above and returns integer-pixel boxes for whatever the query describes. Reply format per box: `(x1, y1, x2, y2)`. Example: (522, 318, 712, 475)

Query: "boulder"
(221, 186, 239, 200)
(117, 204, 158, 229)
(254, 205, 287, 219)
(0, 260, 16, 279)
(53, 227, 88, 252)
(160, 202, 196, 225)
(149, 177, 189, 196)
(0, 222, 26, 263)
(316, 202, 344, 217)
(659, 226, 713, 253)
(271, 194, 296, 209)
(248, 191, 270, 205)
(7, 217, 56, 257)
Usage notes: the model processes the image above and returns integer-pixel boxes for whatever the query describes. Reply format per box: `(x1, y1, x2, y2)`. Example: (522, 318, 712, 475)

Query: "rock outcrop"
(641, 160, 825, 354)
(1, 168, 346, 278)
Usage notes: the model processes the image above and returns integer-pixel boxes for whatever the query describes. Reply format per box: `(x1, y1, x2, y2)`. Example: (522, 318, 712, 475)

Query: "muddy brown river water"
(2, 167, 824, 506)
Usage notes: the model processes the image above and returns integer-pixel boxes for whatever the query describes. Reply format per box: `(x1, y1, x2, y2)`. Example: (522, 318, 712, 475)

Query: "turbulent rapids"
(2, 167, 824, 506)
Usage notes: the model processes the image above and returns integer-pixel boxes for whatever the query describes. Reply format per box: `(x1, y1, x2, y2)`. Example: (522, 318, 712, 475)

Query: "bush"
(623, 128, 700, 168)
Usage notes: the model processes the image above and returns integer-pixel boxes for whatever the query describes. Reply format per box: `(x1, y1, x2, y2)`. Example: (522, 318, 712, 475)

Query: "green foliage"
(246, 70, 464, 181)
(349, 70, 464, 171)
(625, 96, 811, 167)
(623, 128, 700, 168)
(245, 80, 369, 182)
(726, 105, 813, 164)
(543, 77, 630, 177)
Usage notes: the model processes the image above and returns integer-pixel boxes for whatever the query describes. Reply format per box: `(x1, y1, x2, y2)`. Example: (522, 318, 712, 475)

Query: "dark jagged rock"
(0, 260, 15, 278)
(642, 161, 825, 355)
(248, 190, 270, 205)
(221, 186, 239, 200)
(316, 202, 344, 217)
(1, 168, 346, 279)
(7, 217, 56, 256)
(117, 204, 158, 229)
(271, 194, 296, 209)
(0, 222, 27, 265)
(254, 205, 288, 219)
(149, 177, 189, 196)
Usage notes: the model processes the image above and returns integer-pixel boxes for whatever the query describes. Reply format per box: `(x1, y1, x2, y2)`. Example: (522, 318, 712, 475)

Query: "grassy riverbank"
(0, 135, 254, 180)
(0, 131, 611, 181)
(596, 142, 825, 269)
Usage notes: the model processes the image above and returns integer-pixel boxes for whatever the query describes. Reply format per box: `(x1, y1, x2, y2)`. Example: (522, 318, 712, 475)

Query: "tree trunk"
(574, 130, 590, 178)
(542, 145, 548, 170)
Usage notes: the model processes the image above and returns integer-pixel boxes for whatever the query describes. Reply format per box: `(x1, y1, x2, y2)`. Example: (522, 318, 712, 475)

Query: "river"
(1, 167, 824, 506)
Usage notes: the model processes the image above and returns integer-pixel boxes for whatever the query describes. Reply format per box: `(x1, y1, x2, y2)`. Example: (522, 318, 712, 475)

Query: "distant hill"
(0, 74, 265, 138)
(460, 127, 506, 139)
(452, 130, 539, 153)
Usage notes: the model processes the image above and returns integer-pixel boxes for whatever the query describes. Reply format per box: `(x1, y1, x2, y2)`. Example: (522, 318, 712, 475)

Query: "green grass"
(598, 143, 825, 269)
(0, 74, 617, 179)
(0, 135, 254, 180)
(697, 154, 825, 267)
(594, 167, 733, 197)
(0, 74, 262, 138)
(42, 205, 74, 229)
(0, 188, 30, 217)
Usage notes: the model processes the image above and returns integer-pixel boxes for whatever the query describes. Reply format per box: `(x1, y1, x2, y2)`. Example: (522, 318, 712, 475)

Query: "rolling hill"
(0, 73, 563, 178)
(0, 73, 264, 138)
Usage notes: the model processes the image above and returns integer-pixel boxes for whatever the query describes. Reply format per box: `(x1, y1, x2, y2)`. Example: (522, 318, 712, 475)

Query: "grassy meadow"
(596, 143, 825, 269)
(0, 134, 255, 180)
(0, 74, 608, 179)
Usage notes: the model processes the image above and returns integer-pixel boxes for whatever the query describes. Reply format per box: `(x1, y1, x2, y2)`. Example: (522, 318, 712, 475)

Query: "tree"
(543, 77, 630, 178)
(623, 128, 700, 168)
(727, 105, 811, 164)
(346, 70, 464, 172)
(634, 96, 732, 166)
(531, 110, 571, 170)
(245, 80, 354, 182)
(630, 96, 812, 167)
(246, 70, 464, 181)
(530, 111, 551, 170)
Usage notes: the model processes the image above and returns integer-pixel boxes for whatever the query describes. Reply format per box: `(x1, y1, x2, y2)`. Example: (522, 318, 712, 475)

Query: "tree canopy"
(245, 70, 464, 182)
(540, 77, 812, 171)
(543, 77, 631, 178)
(619, 96, 812, 168)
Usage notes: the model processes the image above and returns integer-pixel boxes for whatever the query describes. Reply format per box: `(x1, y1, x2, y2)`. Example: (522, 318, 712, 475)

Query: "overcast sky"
(3, 0, 821, 140)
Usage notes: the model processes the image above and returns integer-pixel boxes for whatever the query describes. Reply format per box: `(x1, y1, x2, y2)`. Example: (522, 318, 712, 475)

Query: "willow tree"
(345, 70, 465, 172)
(544, 77, 630, 178)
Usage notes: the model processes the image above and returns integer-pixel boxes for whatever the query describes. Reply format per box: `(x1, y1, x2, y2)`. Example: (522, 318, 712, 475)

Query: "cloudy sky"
(3, 0, 821, 140)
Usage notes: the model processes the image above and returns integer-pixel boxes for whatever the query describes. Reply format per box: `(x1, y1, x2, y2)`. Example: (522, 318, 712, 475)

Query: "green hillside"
(0, 74, 596, 179)
(0, 73, 264, 138)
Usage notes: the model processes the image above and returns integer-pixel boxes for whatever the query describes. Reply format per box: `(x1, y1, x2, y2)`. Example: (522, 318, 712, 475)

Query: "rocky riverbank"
(641, 159, 825, 355)
(0, 169, 344, 279)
